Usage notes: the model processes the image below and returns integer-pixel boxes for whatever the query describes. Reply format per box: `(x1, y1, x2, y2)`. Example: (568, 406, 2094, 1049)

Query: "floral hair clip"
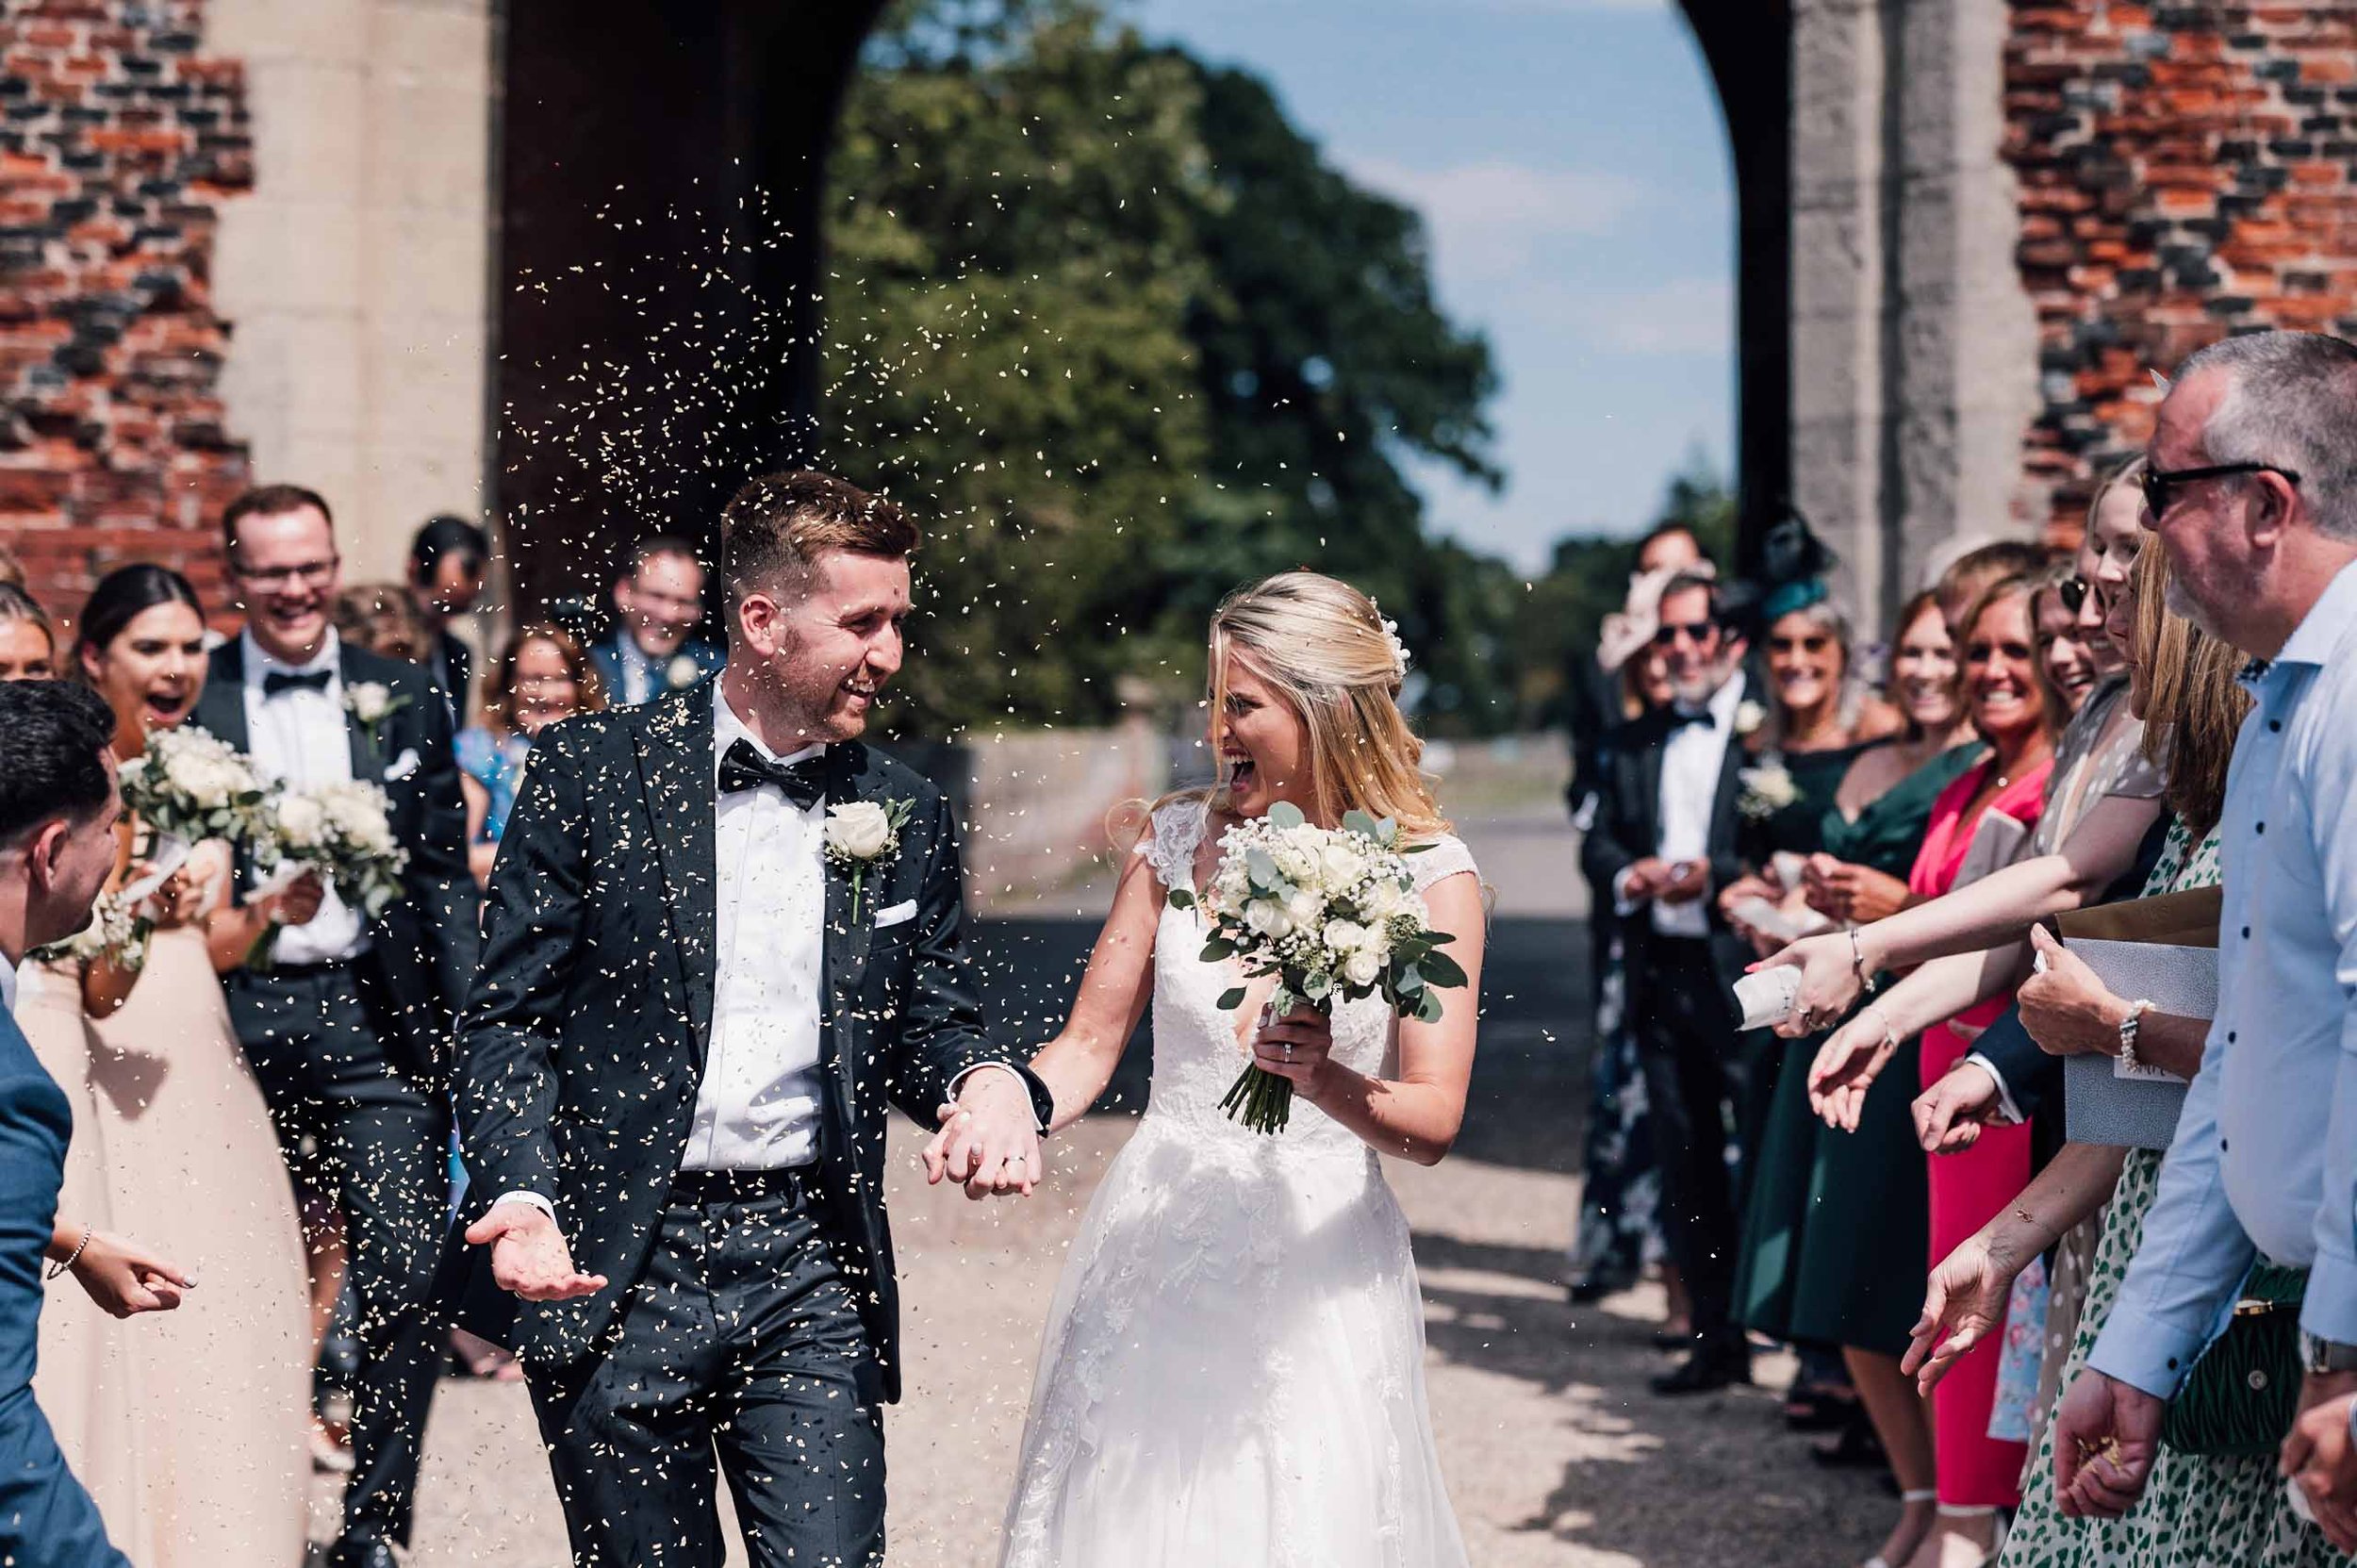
(1367, 598, 1409, 680)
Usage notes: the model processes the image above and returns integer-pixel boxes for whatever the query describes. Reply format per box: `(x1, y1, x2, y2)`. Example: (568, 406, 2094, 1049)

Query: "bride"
(940, 571, 1487, 1567)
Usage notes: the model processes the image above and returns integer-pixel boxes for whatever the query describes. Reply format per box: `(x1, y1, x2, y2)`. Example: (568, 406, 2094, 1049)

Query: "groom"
(454, 469, 1055, 1566)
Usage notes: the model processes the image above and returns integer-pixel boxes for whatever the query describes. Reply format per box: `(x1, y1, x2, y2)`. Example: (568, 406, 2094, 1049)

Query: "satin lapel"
(1709, 678, 1751, 848)
(1634, 717, 1669, 849)
(337, 645, 378, 779)
(196, 639, 250, 751)
(638, 686, 718, 1066)
(822, 743, 876, 1036)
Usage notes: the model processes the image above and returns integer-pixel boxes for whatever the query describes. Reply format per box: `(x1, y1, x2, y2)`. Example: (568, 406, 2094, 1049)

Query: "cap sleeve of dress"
(1138, 798, 1211, 893)
(1409, 834, 1479, 893)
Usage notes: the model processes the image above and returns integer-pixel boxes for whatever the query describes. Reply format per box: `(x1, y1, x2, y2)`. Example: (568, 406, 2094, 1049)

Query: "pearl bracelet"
(46, 1226, 91, 1280)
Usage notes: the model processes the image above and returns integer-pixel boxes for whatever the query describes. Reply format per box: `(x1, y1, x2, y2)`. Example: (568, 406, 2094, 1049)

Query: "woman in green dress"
(1725, 588, 1982, 1568)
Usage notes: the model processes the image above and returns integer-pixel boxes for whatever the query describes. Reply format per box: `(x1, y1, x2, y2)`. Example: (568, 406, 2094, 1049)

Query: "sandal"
(1861, 1489, 1937, 1568)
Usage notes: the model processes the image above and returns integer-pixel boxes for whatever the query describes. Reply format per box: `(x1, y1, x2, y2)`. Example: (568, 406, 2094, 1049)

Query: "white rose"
(1323, 919, 1371, 957)
(1284, 888, 1322, 927)
(1273, 842, 1317, 887)
(668, 654, 704, 690)
(1735, 699, 1767, 736)
(164, 748, 227, 806)
(1244, 898, 1294, 939)
(1343, 949, 1383, 987)
(346, 683, 391, 724)
(825, 801, 895, 860)
(1361, 878, 1407, 924)
(1320, 840, 1366, 889)
(277, 794, 327, 850)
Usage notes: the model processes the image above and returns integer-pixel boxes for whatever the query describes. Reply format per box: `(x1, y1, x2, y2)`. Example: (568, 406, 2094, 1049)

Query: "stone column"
(208, 0, 495, 583)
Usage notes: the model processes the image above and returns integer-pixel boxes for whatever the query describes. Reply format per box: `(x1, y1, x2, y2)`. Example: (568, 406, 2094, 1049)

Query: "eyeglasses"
(2140, 462, 2300, 522)
(229, 555, 338, 589)
(2056, 576, 2092, 615)
(1652, 619, 1718, 648)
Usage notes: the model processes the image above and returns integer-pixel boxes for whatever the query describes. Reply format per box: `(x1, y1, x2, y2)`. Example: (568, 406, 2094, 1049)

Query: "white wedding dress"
(999, 799, 1475, 1568)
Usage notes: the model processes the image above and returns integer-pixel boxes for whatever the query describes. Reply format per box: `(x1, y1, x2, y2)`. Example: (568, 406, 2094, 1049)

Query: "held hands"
(2020, 926, 2128, 1058)
(1912, 1060, 2002, 1154)
(1751, 931, 1866, 1038)
(466, 1201, 608, 1302)
(2052, 1370, 2164, 1518)
(139, 861, 212, 932)
(921, 1069, 1045, 1201)
(1904, 1229, 2020, 1394)
(68, 1230, 195, 1318)
(2282, 1386, 2357, 1552)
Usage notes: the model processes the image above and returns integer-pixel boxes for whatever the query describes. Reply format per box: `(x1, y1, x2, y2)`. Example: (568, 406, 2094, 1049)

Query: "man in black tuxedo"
(454, 469, 1054, 1567)
(405, 514, 489, 726)
(1579, 569, 1758, 1394)
(194, 484, 478, 1568)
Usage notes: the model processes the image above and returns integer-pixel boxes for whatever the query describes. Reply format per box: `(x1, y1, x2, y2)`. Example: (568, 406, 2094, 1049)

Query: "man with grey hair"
(2050, 330, 2357, 1549)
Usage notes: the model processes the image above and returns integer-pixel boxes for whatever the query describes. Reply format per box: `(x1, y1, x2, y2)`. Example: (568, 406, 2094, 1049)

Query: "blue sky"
(1129, 0, 1735, 572)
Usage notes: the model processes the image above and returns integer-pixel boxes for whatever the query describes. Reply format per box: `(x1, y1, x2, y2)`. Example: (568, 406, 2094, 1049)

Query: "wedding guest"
(1567, 635, 1676, 1315)
(0, 678, 162, 1568)
(197, 483, 476, 1568)
(405, 515, 489, 724)
(334, 583, 436, 666)
(0, 542, 23, 587)
(1580, 569, 1758, 1394)
(1912, 544, 2314, 1566)
(454, 624, 605, 887)
(2051, 332, 2357, 1547)
(0, 585, 56, 682)
(47, 565, 312, 1565)
(589, 535, 723, 704)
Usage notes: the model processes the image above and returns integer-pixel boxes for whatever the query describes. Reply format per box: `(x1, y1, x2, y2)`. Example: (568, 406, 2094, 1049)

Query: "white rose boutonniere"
(667, 653, 705, 691)
(824, 798, 916, 922)
(1734, 699, 1767, 737)
(1738, 758, 1801, 821)
(344, 682, 411, 744)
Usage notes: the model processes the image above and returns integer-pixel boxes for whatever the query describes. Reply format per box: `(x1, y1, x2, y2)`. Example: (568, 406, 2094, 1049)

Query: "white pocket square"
(382, 749, 420, 783)
(873, 900, 918, 929)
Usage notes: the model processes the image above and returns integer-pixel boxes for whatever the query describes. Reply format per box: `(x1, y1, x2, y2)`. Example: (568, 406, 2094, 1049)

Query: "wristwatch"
(2117, 999, 2152, 1073)
(2301, 1331, 2357, 1376)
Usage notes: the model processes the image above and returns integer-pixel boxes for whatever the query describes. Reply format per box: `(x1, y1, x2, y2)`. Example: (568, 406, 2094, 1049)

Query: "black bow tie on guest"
(262, 668, 334, 699)
(718, 738, 828, 808)
(1666, 704, 1714, 730)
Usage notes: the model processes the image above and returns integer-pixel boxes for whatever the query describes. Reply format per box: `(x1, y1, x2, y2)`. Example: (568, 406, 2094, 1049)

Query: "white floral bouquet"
(27, 889, 150, 971)
(247, 780, 409, 967)
(119, 724, 271, 846)
(1168, 801, 1466, 1133)
(1738, 756, 1801, 821)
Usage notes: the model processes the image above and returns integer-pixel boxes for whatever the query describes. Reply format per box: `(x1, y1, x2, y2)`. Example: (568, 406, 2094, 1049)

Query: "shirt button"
(2228, 1032, 2237, 1044)
(2221, 1138, 2230, 1152)
(2256, 822, 2266, 835)
(2271, 719, 2283, 732)
(2167, 1357, 2181, 1371)
(2243, 926, 2252, 938)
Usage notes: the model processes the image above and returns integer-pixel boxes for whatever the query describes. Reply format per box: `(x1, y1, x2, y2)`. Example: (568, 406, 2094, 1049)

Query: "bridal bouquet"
(1168, 801, 1466, 1133)
(247, 780, 408, 967)
(28, 889, 150, 970)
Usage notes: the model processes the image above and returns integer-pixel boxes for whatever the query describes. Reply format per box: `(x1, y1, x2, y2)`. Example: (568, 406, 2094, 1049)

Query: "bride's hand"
(1253, 1003, 1338, 1101)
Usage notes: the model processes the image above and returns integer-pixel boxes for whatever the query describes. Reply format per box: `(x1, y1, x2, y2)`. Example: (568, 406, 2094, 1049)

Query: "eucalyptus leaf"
(1421, 949, 1469, 988)
(1267, 800, 1307, 830)
(1199, 937, 1236, 961)
(1415, 989, 1445, 1024)
(1217, 986, 1248, 1011)
(1342, 809, 1379, 840)
(1166, 889, 1196, 910)
(1246, 848, 1279, 888)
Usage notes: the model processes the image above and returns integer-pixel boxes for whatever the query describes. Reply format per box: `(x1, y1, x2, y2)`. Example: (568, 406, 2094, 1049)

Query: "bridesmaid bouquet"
(1168, 801, 1465, 1133)
(120, 724, 271, 847)
(246, 780, 409, 968)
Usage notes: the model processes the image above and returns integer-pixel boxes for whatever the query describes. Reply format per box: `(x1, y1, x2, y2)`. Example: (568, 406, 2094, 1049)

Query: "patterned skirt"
(2002, 1150, 2348, 1567)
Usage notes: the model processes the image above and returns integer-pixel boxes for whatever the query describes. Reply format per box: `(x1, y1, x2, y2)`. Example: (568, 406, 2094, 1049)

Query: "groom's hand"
(465, 1201, 609, 1301)
(921, 1071, 1043, 1200)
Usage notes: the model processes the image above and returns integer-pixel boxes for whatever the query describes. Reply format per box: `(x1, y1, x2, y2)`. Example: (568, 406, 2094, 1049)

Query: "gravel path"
(333, 801, 1893, 1564)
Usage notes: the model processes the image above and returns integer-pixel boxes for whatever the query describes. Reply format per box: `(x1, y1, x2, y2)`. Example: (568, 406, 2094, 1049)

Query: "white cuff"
(492, 1190, 557, 1222)
(1612, 867, 1642, 916)
(1962, 1053, 2024, 1125)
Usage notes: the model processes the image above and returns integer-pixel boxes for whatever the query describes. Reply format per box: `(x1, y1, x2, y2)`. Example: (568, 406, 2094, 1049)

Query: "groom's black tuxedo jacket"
(192, 636, 478, 1082)
(453, 683, 1047, 1396)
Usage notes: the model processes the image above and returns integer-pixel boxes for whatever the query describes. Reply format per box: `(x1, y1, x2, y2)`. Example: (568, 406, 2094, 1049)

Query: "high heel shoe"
(1860, 1489, 1936, 1568)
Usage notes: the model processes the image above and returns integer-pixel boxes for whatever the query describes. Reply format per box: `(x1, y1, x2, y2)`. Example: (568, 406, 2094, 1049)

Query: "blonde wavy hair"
(1188, 571, 1451, 840)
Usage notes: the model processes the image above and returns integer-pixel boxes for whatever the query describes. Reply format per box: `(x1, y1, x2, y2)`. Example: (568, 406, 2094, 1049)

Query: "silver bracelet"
(46, 1226, 91, 1280)
(1850, 927, 1878, 996)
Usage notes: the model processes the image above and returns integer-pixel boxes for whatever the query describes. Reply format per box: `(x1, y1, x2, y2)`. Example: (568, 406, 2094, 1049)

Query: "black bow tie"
(1666, 705, 1714, 730)
(718, 738, 828, 808)
(262, 668, 334, 699)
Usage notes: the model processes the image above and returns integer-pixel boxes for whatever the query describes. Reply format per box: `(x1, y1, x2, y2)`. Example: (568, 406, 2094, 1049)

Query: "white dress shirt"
(2088, 559, 2357, 1395)
(240, 629, 368, 965)
(613, 636, 658, 706)
(681, 694, 830, 1169)
(1631, 672, 1742, 939)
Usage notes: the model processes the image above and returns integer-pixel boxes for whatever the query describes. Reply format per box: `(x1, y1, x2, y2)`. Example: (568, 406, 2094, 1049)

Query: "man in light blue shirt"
(2053, 330, 2357, 1545)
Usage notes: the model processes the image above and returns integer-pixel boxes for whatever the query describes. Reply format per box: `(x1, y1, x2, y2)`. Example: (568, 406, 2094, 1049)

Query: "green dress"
(1738, 741, 1986, 1355)
(2001, 828, 2345, 1567)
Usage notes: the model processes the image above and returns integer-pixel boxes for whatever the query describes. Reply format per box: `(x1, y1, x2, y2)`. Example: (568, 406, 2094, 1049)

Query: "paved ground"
(341, 800, 1892, 1564)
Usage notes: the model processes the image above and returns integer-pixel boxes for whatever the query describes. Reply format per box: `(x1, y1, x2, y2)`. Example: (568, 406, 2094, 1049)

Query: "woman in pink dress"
(1898, 576, 2055, 1560)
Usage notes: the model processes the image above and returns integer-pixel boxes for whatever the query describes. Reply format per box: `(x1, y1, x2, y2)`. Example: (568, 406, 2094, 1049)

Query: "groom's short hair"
(0, 681, 115, 847)
(719, 470, 918, 600)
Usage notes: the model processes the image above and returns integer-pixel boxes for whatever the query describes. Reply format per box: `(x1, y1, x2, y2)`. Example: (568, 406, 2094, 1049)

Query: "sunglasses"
(2140, 461, 2300, 521)
(1652, 619, 1718, 648)
(2056, 576, 2092, 615)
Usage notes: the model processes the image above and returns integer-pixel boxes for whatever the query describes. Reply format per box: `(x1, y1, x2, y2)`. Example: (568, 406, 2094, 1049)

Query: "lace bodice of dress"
(1136, 799, 1478, 1157)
